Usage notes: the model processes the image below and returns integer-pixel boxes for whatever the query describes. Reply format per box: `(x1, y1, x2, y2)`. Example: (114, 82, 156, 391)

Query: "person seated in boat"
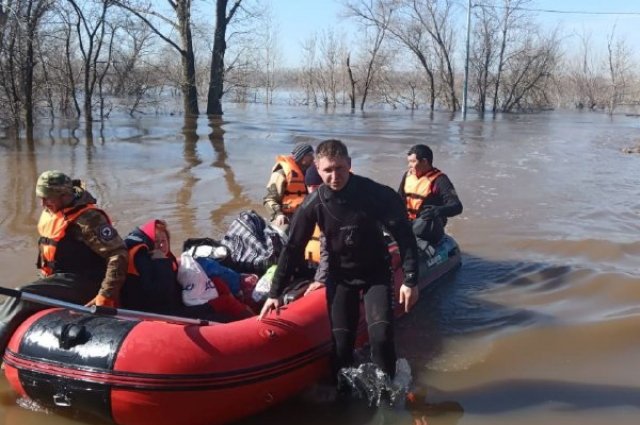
(0, 170, 128, 355)
(259, 139, 419, 381)
(121, 219, 185, 315)
(398, 144, 462, 251)
(122, 219, 253, 322)
(264, 142, 314, 231)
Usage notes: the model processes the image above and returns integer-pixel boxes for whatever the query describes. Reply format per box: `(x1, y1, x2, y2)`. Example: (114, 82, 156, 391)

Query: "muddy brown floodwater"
(0, 105, 639, 425)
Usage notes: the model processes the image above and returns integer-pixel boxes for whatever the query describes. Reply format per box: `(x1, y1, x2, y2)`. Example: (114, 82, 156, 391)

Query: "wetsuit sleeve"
(374, 186, 419, 287)
(432, 174, 463, 218)
(76, 209, 128, 299)
(263, 169, 287, 221)
(313, 234, 329, 284)
(397, 172, 408, 200)
(269, 199, 318, 298)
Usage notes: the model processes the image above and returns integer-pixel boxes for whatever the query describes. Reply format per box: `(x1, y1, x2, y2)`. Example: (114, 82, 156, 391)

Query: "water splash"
(16, 396, 49, 413)
(338, 358, 412, 407)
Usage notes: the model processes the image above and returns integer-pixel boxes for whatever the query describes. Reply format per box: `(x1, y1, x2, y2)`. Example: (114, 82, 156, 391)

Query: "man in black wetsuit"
(398, 144, 462, 249)
(259, 139, 419, 380)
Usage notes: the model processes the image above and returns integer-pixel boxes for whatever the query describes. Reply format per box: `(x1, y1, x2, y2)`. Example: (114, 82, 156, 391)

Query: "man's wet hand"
(258, 297, 280, 320)
(399, 284, 418, 313)
(304, 282, 325, 296)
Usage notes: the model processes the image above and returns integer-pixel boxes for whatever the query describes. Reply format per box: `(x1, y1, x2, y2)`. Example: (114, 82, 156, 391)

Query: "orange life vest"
(37, 204, 109, 276)
(304, 225, 322, 265)
(127, 243, 178, 277)
(273, 155, 308, 216)
(404, 168, 443, 220)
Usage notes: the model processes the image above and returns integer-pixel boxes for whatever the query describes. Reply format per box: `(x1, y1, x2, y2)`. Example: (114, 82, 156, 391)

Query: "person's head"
(291, 143, 315, 171)
(407, 144, 433, 177)
(35, 170, 75, 213)
(137, 219, 171, 256)
(315, 139, 351, 191)
(304, 163, 323, 192)
(154, 220, 171, 256)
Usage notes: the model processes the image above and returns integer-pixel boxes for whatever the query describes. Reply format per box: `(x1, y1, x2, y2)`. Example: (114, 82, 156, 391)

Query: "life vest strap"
(41, 259, 56, 270)
(62, 204, 88, 220)
(38, 236, 58, 246)
(285, 190, 307, 196)
(405, 193, 427, 200)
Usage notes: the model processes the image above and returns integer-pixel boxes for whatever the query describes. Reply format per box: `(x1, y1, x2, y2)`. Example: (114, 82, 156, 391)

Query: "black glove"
(419, 205, 440, 221)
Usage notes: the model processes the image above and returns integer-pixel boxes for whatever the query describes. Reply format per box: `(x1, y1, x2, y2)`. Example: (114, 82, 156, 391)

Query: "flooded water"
(0, 106, 639, 425)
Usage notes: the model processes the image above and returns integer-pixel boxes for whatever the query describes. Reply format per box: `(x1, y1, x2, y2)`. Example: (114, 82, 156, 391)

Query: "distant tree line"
(1, 0, 638, 134)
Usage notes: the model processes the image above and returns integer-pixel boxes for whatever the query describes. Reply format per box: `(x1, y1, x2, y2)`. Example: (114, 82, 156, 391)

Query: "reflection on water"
(1, 107, 640, 425)
(207, 116, 254, 225)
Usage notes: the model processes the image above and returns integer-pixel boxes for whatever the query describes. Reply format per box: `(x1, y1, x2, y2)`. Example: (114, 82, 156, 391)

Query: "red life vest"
(273, 155, 308, 216)
(403, 168, 443, 220)
(37, 204, 109, 276)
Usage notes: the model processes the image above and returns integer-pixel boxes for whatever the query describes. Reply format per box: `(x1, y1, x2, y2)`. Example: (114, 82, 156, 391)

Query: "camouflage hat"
(35, 170, 73, 198)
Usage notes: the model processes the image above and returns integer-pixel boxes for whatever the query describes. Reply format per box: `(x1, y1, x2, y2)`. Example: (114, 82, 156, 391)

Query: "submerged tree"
(66, 0, 113, 127)
(344, 0, 391, 110)
(112, 0, 200, 116)
(206, 0, 242, 116)
(0, 0, 53, 132)
(605, 27, 633, 115)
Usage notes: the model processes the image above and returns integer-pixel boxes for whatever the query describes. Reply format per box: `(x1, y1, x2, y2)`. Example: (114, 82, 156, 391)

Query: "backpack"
(221, 210, 287, 274)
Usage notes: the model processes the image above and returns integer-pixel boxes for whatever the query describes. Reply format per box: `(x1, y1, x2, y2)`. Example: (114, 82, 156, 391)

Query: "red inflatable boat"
(2, 236, 460, 425)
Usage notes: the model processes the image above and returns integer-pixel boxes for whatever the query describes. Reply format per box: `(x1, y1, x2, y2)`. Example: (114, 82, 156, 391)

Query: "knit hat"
(35, 170, 74, 198)
(305, 163, 323, 186)
(291, 143, 314, 163)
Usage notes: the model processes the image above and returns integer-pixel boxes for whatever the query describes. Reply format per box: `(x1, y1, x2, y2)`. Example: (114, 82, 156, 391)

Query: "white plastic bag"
(177, 252, 219, 306)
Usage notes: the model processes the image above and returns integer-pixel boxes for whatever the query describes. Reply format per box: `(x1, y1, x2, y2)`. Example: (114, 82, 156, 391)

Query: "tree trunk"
(177, 0, 199, 116)
(206, 0, 228, 116)
(346, 53, 356, 110)
(23, 27, 35, 132)
(492, 0, 510, 113)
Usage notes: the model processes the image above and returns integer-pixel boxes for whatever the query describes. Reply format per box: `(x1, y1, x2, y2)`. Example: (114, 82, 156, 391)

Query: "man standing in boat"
(263, 142, 315, 230)
(0, 171, 128, 355)
(259, 139, 419, 381)
(398, 144, 462, 251)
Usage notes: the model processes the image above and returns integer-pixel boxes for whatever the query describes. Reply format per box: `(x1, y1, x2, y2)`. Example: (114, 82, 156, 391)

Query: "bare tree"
(565, 31, 606, 110)
(254, 3, 279, 104)
(409, 0, 458, 110)
(0, 0, 25, 127)
(346, 53, 356, 109)
(112, 0, 200, 116)
(206, 0, 242, 116)
(317, 29, 345, 106)
(0, 0, 53, 131)
(469, 4, 498, 113)
(499, 30, 560, 112)
(605, 27, 632, 115)
(22, 0, 53, 134)
(65, 0, 112, 127)
(344, 0, 391, 110)
(299, 35, 318, 106)
(491, 0, 531, 113)
(59, 9, 81, 118)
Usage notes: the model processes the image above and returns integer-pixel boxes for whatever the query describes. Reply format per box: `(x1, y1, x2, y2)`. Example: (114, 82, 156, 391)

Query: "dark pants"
(325, 278, 396, 378)
(0, 273, 100, 356)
